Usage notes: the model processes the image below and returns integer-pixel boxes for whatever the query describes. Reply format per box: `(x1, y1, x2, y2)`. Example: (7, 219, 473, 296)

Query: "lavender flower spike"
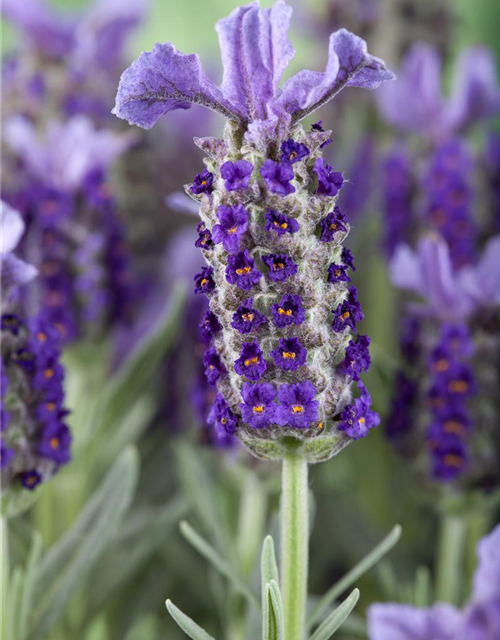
(113, 1, 394, 146)
(114, 1, 393, 461)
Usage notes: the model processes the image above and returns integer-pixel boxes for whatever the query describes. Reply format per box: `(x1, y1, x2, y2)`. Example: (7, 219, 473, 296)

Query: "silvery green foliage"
(191, 122, 365, 463)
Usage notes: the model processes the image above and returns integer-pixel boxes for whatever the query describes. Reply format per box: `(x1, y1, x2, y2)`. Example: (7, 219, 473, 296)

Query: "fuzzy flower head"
(113, 0, 393, 462)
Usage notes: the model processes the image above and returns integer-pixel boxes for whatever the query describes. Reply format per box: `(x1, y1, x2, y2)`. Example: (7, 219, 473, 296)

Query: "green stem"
(281, 451, 309, 640)
(435, 512, 467, 605)
(0, 516, 9, 638)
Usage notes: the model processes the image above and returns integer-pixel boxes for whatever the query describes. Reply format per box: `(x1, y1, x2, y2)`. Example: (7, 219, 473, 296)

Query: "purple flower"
(226, 251, 262, 290)
(260, 160, 295, 195)
(33, 357, 64, 392)
(338, 381, 379, 439)
(314, 158, 344, 196)
(240, 382, 277, 429)
(311, 121, 332, 147)
(203, 347, 226, 385)
(270, 337, 307, 371)
(212, 204, 249, 253)
(231, 298, 266, 334)
(208, 393, 238, 435)
(265, 209, 299, 236)
(234, 341, 267, 381)
(190, 169, 214, 195)
(1, 314, 24, 335)
(194, 222, 214, 250)
(220, 159, 253, 191)
(368, 524, 500, 640)
(113, 6, 394, 136)
(276, 381, 319, 428)
(12, 348, 37, 372)
(38, 423, 72, 464)
(262, 253, 298, 282)
(281, 139, 309, 164)
(331, 286, 364, 332)
(327, 263, 351, 284)
(342, 247, 356, 271)
(200, 310, 221, 342)
(381, 147, 415, 258)
(1, 201, 37, 302)
(194, 266, 215, 295)
(271, 293, 306, 328)
(20, 470, 42, 490)
(377, 44, 500, 138)
(337, 335, 371, 380)
(319, 206, 348, 242)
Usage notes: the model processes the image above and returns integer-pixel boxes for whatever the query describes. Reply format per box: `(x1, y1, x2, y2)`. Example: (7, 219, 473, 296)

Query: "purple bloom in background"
(203, 347, 226, 385)
(38, 422, 71, 464)
(338, 335, 371, 380)
(271, 337, 307, 371)
(332, 286, 364, 332)
(234, 340, 267, 381)
(190, 169, 214, 195)
(195, 222, 214, 251)
(377, 43, 500, 139)
(260, 160, 295, 195)
(231, 298, 266, 334)
(1, 313, 24, 336)
(265, 209, 299, 236)
(338, 136, 375, 220)
(208, 393, 238, 435)
(319, 206, 348, 242)
(281, 139, 310, 164)
(338, 381, 379, 439)
(220, 159, 253, 190)
(262, 253, 298, 282)
(381, 146, 415, 258)
(271, 293, 306, 328)
(368, 524, 500, 640)
(212, 204, 249, 253)
(194, 266, 215, 295)
(1, 201, 37, 302)
(200, 310, 222, 342)
(276, 381, 319, 428)
(20, 470, 42, 491)
(240, 382, 277, 429)
(327, 263, 351, 283)
(342, 247, 356, 271)
(226, 250, 262, 290)
(314, 158, 344, 196)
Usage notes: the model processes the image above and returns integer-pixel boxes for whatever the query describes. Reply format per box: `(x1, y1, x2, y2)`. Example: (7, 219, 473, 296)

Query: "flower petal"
(458, 235, 500, 307)
(368, 603, 462, 640)
(275, 28, 394, 122)
(1, 254, 38, 301)
(447, 48, 500, 133)
(1, 200, 25, 254)
(113, 42, 245, 129)
(215, 0, 294, 120)
(472, 524, 500, 602)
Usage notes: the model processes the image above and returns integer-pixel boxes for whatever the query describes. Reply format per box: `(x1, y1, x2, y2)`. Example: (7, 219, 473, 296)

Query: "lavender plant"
(114, 2, 396, 638)
(1, 201, 71, 515)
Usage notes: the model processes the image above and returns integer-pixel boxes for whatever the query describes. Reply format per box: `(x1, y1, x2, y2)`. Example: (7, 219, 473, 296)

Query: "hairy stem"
(281, 451, 309, 640)
(435, 511, 467, 605)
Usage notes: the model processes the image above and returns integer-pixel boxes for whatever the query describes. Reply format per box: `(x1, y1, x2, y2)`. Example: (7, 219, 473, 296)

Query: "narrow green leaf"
(414, 565, 432, 608)
(309, 589, 360, 640)
(261, 535, 279, 608)
(307, 525, 401, 629)
(269, 581, 284, 640)
(7, 568, 23, 640)
(166, 599, 216, 640)
(237, 473, 267, 578)
(29, 448, 139, 640)
(18, 533, 43, 639)
(180, 521, 260, 610)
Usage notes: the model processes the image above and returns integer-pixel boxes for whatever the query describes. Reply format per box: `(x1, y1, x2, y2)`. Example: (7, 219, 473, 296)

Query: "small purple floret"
(265, 209, 299, 236)
(327, 263, 351, 284)
(203, 347, 226, 385)
(231, 298, 266, 334)
(190, 169, 214, 195)
(212, 204, 249, 253)
(260, 159, 295, 195)
(208, 393, 238, 435)
(220, 159, 253, 191)
(200, 310, 222, 342)
(314, 158, 344, 196)
(271, 294, 305, 328)
(276, 381, 319, 428)
(338, 335, 371, 380)
(226, 251, 262, 290)
(319, 207, 348, 242)
(342, 247, 356, 271)
(262, 253, 298, 282)
(332, 286, 364, 332)
(234, 340, 267, 381)
(195, 222, 214, 250)
(194, 266, 215, 295)
(240, 382, 277, 429)
(271, 337, 307, 371)
(281, 139, 310, 164)
(339, 381, 379, 439)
